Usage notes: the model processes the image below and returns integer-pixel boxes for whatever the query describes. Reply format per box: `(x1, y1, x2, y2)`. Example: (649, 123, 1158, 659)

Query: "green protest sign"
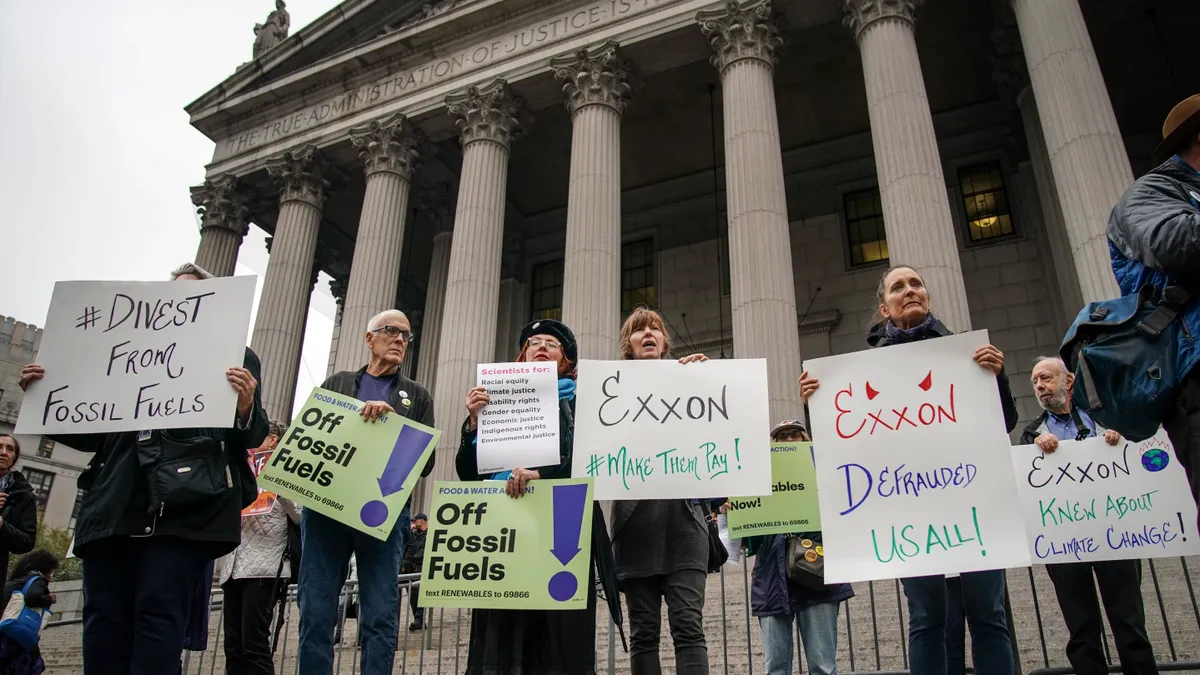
(726, 442, 821, 537)
(257, 388, 439, 541)
(420, 478, 594, 610)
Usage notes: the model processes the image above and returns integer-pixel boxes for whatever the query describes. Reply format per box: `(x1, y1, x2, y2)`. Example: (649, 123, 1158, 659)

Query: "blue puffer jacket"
(1107, 155, 1200, 380)
(747, 533, 854, 617)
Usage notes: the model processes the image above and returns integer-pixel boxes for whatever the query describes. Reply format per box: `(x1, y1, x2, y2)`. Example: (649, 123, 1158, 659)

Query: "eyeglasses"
(527, 337, 562, 351)
(372, 325, 415, 343)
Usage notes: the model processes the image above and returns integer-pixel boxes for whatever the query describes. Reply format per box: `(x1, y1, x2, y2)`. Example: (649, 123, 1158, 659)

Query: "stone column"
(252, 146, 328, 421)
(414, 188, 455, 392)
(334, 114, 422, 373)
(326, 278, 347, 378)
(1018, 89, 1084, 323)
(190, 174, 252, 277)
(431, 80, 526, 483)
(1010, 0, 1126, 303)
(843, 0, 971, 333)
(552, 42, 634, 360)
(698, 0, 803, 423)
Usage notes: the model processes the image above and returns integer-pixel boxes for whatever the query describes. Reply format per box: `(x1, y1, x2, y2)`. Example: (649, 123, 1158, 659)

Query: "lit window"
(844, 188, 889, 267)
(530, 260, 563, 321)
(37, 438, 54, 459)
(23, 468, 54, 511)
(622, 239, 656, 314)
(959, 162, 1015, 243)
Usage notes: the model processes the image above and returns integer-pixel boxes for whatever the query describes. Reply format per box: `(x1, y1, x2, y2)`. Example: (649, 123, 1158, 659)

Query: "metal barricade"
(41, 556, 1200, 674)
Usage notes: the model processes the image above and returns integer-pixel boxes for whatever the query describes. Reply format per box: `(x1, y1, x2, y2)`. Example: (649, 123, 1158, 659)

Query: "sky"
(0, 1, 341, 418)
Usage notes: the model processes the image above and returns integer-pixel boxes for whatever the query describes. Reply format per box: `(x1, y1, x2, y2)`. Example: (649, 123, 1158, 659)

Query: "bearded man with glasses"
(295, 309, 435, 675)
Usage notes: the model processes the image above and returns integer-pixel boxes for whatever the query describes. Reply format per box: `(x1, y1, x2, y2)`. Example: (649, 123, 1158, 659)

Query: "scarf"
(491, 376, 575, 481)
(882, 312, 936, 344)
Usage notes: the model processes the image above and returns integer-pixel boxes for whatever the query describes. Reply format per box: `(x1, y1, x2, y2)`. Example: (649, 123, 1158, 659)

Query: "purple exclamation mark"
(548, 483, 588, 602)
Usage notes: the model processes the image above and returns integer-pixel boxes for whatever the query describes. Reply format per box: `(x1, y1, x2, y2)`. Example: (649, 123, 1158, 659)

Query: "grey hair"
(170, 262, 213, 280)
(367, 309, 408, 333)
(1031, 355, 1069, 375)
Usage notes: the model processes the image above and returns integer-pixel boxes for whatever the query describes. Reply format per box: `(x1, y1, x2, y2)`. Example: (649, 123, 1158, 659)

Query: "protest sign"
(475, 362, 560, 474)
(243, 449, 278, 517)
(572, 359, 771, 500)
(258, 388, 439, 540)
(420, 478, 594, 610)
(726, 442, 821, 538)
(16, 277, 256, 435)
(805, 331, 1031, 583)
(1012, 430, 1200, 563)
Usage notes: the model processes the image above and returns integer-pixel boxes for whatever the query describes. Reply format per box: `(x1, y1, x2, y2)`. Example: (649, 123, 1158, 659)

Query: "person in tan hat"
(1107, 94, 1200, 520)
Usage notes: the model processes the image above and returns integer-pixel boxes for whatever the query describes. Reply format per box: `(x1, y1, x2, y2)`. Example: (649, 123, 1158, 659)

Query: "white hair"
(367, 309, 408, 333)
(170, 262, 213, 280)
(1031, 355, 1069, 376)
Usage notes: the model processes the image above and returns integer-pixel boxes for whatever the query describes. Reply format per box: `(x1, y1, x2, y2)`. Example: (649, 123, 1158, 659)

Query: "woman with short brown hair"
(611, 306, 713, 675)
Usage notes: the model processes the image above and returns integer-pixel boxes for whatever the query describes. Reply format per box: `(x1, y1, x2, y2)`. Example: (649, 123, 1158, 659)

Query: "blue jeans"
(902, 572, 1013, 675)
(297, 507, 410, 675)
(758, 601, 840, 675)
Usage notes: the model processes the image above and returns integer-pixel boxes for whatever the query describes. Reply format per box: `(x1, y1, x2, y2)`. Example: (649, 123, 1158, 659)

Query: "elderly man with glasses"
(296, 309, 435, 675)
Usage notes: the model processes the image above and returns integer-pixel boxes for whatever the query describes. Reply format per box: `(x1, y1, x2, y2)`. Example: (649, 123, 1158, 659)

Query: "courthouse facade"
(185, 0, 1198, 505)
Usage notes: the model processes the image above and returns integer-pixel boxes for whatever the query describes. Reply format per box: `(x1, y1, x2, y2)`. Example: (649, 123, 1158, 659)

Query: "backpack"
(1060, 283, 1193, 442)
(0, 576, 51, 651)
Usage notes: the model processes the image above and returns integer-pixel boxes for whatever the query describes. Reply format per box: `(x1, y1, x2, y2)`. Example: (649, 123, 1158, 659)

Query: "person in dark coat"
(0, 436, 38, 573)
(0, 549, 59, 675)
(736, 420, 853, 675)
(609, 306, 712, 675)
(456, 318, 622, 674)
(400, 513, 427, 631)
(1107, 94, 1200, 523)
(296, 309, 434, 675)
(800, 265, 1019, 675)
(17, 262, 270, 675)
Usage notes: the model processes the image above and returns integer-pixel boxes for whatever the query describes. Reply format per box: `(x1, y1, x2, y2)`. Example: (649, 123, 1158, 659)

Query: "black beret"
(519, 319, 577, 363)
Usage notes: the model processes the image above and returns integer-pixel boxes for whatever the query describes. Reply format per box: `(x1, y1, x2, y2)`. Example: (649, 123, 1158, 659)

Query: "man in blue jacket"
(1107, 94, 1200, 518)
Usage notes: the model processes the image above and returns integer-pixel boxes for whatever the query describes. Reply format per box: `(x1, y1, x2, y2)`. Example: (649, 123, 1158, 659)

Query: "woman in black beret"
(456, 318, 623, 674)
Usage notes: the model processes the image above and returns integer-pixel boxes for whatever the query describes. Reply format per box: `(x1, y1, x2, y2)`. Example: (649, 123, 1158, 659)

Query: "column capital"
(266, 145, 330, 208)
(842, 0, 922, 41)
(696, 0, 783, 72)
(446, 79, 527, 150)
(190, 174, 252, 238)
(550, 41, 636, 116)
(350, 113, 424, 180)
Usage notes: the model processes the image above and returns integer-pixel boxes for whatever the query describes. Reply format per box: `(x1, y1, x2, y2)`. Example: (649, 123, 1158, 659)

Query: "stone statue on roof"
(253, 0, 291, 58)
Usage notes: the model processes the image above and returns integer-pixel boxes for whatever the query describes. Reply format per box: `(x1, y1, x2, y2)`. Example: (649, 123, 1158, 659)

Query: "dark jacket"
(401, 528, 426, 574)
(0, 472, 38, 567)
(746, 533, 853, 617)
(49, 348, 269, 559)
(1019, 408, 1106, 446)
(321, 366, 436, 479)
(1107, 155, 1200, 380)
(866, 318, 1020, 433)
(1, 573, 52, 616)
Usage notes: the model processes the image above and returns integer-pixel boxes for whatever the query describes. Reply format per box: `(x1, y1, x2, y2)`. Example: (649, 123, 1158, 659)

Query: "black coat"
(48, 348, 269, 560)
(401, 528, 426, 573)
(0, 471, 38, 568)
(320, 367, 436, 478)
(866, 317, 1020, 433)
(1, 573, 52, 616)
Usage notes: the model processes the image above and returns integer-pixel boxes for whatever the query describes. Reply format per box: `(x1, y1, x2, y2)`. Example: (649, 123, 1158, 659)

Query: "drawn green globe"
(1141, 448, 1169, 472)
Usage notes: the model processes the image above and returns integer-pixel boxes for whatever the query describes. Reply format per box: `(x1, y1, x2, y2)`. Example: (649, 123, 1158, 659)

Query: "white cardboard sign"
(1011, 430, 1200, 564)
(572, 358, 771, 500)
(805, 330, 1031, 583)
(475, 362, 561, 474)
(16, 277, 256, 434)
